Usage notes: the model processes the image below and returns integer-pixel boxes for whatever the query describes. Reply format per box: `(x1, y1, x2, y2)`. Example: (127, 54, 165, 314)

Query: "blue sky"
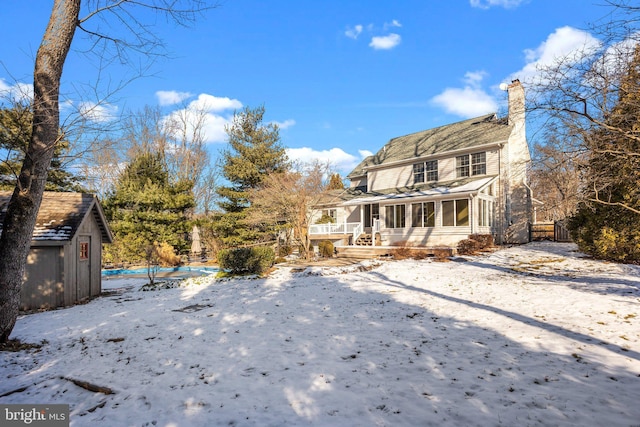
(0, 0, 612, 176)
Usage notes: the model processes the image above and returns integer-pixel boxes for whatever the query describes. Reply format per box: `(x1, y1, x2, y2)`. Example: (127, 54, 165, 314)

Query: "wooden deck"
(335, 245, 455, 259)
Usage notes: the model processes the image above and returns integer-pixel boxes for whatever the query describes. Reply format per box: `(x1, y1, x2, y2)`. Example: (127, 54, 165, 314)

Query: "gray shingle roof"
(320, 175, 498, 206)
(348, 113, 511, 178)
(0, 191, 113, 243)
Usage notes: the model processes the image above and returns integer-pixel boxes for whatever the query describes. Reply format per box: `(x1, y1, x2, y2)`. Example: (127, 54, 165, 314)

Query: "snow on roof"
(341, 176, 496, 206)
(0, 191, 112, 243)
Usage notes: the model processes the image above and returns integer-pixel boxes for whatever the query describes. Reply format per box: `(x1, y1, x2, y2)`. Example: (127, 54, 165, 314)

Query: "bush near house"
(469, 234, 494, 249)
(457, 239, 481, 255)
(458, 234, 495, 255)
(318, 240, 334, 258)
(218, 246, 275, 275)
(392, 241, 438, 261)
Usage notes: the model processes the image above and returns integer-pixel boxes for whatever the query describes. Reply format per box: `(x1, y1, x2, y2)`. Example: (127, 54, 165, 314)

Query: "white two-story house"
(310, 80, 531, 249)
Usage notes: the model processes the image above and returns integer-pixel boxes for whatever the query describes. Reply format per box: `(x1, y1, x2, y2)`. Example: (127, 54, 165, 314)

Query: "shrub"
(593, 227, 640, 263)
(469, 234, 494, 250)
(457, 239, 481, 255)
(432, 248, 452, 261)
(218, 246, 275, 275)
(315, 214, 335, 224)
(156, 241, 182, 266)
(568, 203, 640, 264)
(392, 246, 414, 260)
(318, 240, 334, 258)
(278, 245, 293, 257)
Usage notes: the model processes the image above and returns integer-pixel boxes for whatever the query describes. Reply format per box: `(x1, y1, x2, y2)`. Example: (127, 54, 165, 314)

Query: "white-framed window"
(441, 199, 469, 227)
(457, 152, 486, 178)
(364, 204, 380, 228)
(411, 201, 435, 228)
(478, 199, 494, 227)
(425, 160, 438, 181)
(321, 209, 337, 221)
(413, 163, 425, 184)
(384, 204, 406, 229)
(471, 152, 487, 175)
(413, 160, 438, 184)
(456, 155, 470, 177)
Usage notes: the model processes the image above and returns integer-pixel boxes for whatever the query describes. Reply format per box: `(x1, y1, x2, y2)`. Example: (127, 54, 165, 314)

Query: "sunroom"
(309, 176, 497, 248)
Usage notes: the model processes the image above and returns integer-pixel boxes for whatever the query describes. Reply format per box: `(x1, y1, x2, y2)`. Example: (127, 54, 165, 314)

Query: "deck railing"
(309, 222, 361, 236)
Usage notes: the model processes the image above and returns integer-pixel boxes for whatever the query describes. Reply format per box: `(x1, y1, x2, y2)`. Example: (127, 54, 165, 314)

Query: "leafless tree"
(248, 161, 330, 259)
(0, 0, 216, 343)
(526, 1, 640, 217)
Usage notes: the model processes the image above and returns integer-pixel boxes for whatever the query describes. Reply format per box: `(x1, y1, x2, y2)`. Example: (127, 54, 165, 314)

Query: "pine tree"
(214, 106, 289, 246)
(569, 44, 640, 262)
(327, 173, 345, 190)
(103, 152, 195, 265)
(0, 106, 84, 192)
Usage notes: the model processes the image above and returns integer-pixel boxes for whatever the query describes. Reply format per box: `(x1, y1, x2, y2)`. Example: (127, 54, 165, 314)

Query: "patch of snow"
(1, 242, 639, 426)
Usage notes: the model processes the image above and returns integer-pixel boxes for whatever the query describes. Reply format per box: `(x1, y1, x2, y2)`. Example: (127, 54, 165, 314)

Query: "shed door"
(77, 236, 91, 300)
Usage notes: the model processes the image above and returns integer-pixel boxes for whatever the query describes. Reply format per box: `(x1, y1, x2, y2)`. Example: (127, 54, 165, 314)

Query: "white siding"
(366, 148, 499, 192)
(369, 164, 413, 192)
(438, 157, 456, 182)
(349, 176, 367, 189)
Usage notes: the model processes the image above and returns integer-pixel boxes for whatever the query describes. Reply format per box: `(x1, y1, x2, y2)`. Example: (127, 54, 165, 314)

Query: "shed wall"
(22, 246, 64, 310)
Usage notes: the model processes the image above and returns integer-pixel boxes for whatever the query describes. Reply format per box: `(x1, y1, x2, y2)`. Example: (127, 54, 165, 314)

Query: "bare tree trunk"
(0, 0, 80, 342)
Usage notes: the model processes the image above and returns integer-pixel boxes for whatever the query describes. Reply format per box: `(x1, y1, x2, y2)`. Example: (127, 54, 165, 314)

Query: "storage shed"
(0, 191, 113, 310)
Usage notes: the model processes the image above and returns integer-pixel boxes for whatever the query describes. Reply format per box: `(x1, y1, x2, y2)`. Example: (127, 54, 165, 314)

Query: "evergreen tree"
(103, 152, 195, 265)
(569, 45, 640, 262)
(214, 106, 289, 246)
(0, 106, 84, 192)
(327, 173, 345, 190)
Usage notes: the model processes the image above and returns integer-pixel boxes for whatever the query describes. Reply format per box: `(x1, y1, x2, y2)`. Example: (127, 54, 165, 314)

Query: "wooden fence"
(530, 221, 571, 242)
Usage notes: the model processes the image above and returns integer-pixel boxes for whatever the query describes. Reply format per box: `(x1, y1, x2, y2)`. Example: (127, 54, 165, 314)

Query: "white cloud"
(272, 119, 296, 129)
(78, 101, 118, 123)
(470, 0, 527, 9)
(163, 93, 243, 144)
(190, 93, 242, 112)
(156, 90, 192, 106)
(384, 20, 402, 30)
(509, 26, 601, 83)
(0, 79, 33, 104)
(432, 87, 498, 117)
(463, 70, 488, 87)
(345, 25, 363, 40)
(286, 147, 362, 173)
(199, 113, 232, 143)
(0, 78, 11, 94)
(369, 33, 401, 50)
(359, 149, 373, 158)
(431, 70, 498, 118)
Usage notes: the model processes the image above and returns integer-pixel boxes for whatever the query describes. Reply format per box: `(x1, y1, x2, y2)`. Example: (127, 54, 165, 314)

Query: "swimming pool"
(102, 266, 218, 277)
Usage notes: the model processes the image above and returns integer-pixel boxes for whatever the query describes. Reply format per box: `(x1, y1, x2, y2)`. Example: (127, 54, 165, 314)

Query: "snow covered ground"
(1, 242, 639, 426)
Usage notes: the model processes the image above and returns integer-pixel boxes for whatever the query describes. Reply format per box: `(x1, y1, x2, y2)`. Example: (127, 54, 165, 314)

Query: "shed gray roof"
(348, 113, 511, 178)
(0, 191, 113, 244)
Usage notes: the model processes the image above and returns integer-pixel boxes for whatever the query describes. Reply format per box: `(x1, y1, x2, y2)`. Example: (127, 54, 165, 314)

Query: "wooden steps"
(354, 233, 382, 246)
